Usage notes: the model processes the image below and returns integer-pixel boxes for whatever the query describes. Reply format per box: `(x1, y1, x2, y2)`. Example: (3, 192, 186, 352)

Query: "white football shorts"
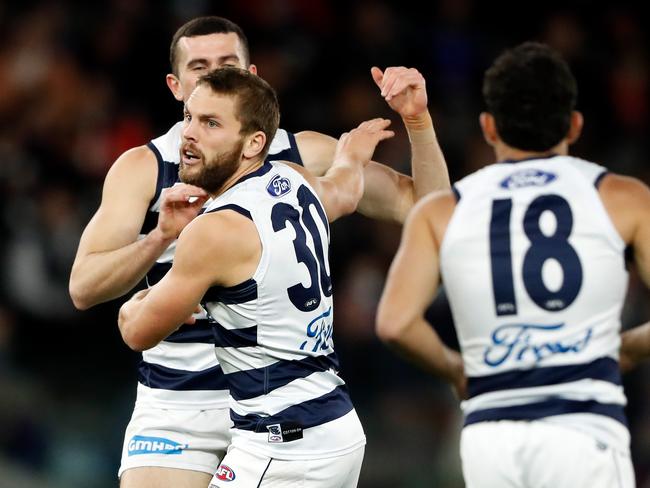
(461, 420, 634, 488)
(118, 404, 231, 477)
(208, 445, 365, 487)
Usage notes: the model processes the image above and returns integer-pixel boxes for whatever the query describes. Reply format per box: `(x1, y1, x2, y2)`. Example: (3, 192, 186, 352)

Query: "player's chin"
(179, 163, 202, 184)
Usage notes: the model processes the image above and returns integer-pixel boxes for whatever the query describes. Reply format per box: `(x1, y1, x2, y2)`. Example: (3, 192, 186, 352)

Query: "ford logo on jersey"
(484, 323, 593, 367)
(267, 174, 292, 197)
(127, 435, 188, 456)
(500, 169, 557, 189)
(215, 465, 236, 481)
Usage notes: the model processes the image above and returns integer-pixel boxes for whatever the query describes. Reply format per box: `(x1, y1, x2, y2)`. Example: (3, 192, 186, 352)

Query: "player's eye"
(207, 119, 218, 128)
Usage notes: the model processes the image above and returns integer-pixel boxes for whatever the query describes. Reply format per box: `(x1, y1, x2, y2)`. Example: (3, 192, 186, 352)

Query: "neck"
(494, 140, 569, 163)
(209, 158, 265, 198)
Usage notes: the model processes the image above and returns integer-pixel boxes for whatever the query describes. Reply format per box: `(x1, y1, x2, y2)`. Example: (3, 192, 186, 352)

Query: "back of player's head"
(170, 16, 250, 74)
(198, 68, 279, 158)
(482, 42, 577, 151)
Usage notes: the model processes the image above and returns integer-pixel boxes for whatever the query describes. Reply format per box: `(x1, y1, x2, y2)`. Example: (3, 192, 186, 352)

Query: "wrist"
(403, 111, 436, 145)
(148, 226, 176, 249)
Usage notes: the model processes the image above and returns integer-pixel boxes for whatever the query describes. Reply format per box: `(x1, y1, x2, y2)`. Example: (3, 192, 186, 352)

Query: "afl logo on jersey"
(215, 465, 236, 481)
(500, 169, 557, 190)
(267, 174, 292, 197)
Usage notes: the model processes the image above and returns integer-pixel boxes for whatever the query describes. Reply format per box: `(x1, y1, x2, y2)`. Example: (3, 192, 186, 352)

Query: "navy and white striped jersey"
(441, 155, 629, 452)
(136, 122, 303, 408)
(201, 161, 365, 459)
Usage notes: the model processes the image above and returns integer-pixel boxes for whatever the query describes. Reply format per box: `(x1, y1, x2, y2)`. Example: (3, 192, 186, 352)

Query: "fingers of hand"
(380, 67, 423, 101)
(162, 187, 209, 208)
(379, 66, 408, 97)
(370, 66, 384, 88)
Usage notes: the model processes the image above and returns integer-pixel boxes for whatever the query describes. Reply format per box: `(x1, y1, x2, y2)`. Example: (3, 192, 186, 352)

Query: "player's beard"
(179, 139, 245, 194)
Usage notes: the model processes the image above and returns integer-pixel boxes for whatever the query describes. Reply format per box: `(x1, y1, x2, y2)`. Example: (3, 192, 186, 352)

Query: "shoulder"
(408, 189, 457, 242)
(107, 145, 158, 179)
(294, 131, 337, 176)
(414, 189, 458, 216)
(599, 173, 650, 213)
(102, 145, 158, 200)
(598, 173, 650, 244)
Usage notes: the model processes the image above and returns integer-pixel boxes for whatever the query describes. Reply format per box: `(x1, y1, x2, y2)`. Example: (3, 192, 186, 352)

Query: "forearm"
(324, 164, 364, 218)
(620, 322, 650, 372)
(118, 290, 170, 352)
(357, 167, 411, 223)
(380, 316, 459, 382)
(70, 229, 173, 309)
(404, 112, 450, 200)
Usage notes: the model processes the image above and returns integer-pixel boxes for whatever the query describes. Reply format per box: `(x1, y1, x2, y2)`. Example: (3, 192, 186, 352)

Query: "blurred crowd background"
(0, 0, 648, 487)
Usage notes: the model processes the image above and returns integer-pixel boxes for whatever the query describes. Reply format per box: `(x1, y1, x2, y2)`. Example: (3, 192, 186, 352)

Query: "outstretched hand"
(335, 118, 395, 167)
(371, 66, 428, 119)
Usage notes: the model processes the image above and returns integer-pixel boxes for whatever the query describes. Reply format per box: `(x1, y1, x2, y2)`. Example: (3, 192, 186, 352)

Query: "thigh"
(119, 405, 231, 479)
(525, 424, 636, 488)
(121, 467, 212, 488)
(460, 422, 525, 488)
(208, 448, 276, 488)
(208, 447, 365, 488)
(302, 447, 365, 488)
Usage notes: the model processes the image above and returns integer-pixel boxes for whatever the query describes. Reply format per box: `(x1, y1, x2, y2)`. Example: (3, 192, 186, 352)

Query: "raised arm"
(371, 66, 450, 200)
(288, 118, 394, 223)
(376, 193, 465, 397)
(69, 146, 208, 309)
(295, 66, 449, 224)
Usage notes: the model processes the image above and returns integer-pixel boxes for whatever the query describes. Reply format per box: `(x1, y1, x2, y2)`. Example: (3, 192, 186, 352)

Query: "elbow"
(69, 282, 93, 311)
(119, 325, 154, 352)
(342, 181, 364, 216)
(341, 195, 360, 217)
(118, 310, 156, 352)
(375, 307, 407, 346)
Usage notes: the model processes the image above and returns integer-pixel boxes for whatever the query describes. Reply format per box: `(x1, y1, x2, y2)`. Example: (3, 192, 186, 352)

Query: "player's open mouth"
(181, 148, 202, 166)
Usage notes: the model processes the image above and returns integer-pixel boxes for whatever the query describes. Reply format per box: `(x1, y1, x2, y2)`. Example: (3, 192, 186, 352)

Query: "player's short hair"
(482, 42, 577, 151)
(198, 68, 279, 158)
(170, 16, 250, 75)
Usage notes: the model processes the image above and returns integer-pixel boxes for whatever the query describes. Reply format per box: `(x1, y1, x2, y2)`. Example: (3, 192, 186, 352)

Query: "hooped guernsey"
(441, 155, 629, 453)
(135, 122, 304, 409)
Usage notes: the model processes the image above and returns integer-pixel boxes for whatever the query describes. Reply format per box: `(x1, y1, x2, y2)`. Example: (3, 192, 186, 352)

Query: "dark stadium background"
(1, 1, 648, 486)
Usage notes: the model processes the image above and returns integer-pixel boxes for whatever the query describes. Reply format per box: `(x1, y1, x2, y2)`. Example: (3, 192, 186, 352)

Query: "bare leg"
(120, 467, 213, 488)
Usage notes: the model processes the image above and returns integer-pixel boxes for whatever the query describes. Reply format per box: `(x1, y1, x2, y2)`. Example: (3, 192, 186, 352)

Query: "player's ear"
(566, 111, 583, 145)
(248, 64, 258, 75)
(243, 131, 266, 160)
(479, 112, 499, 146)
(166, 73, 184, 102)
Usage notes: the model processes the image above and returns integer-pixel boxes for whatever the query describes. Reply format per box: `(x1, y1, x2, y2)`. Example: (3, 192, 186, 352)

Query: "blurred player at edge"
(377, 42, 650, 488)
